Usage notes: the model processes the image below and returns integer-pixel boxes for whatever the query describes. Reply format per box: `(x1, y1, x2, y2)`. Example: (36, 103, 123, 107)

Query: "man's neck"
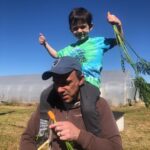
(63, 91, 81, 110)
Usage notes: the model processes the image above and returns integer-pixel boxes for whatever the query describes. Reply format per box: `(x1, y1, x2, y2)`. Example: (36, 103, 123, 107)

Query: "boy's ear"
(89, 23, 93, 31)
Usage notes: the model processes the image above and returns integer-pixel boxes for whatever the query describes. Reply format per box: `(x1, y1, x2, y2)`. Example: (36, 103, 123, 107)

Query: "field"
(113, 103, 150, 150)
(0, 102, 150, 150)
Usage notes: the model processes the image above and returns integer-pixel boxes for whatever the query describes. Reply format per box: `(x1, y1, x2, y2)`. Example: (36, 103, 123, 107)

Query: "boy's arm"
(39, 33, 58, 58)
(107, 12, 123, 36)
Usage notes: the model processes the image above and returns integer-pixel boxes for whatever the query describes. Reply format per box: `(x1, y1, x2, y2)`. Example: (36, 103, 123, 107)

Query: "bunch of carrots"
(113, 25, 150, 76)
(113, 24, 150, 108)
(38, 111, 74, 150)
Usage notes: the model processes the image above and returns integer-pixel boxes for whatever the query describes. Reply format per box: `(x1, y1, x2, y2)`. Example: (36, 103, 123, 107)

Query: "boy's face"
(70, 23, 92, 41)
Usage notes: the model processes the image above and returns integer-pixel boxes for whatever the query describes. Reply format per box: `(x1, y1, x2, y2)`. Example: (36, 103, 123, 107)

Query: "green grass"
(0, 104, 36, 150)
(0, 102, 150, 150)
(113, 103, 150, 150)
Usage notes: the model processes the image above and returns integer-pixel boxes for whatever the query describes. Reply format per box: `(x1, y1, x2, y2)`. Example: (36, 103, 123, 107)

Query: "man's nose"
(57, 86, 65, 93)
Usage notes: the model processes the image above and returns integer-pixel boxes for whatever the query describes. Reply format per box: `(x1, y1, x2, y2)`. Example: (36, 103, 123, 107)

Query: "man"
(20, 56, 123, 150)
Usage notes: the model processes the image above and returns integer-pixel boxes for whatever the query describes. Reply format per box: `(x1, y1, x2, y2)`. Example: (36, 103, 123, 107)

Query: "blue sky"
(0, 0, 150, 82)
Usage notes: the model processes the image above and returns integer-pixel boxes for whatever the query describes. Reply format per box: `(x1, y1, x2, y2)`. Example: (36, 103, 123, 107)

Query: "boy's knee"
(81, 104, 95, 115)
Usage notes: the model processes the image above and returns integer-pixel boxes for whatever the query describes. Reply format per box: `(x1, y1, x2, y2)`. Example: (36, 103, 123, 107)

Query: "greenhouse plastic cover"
(0, 71, 138, 106)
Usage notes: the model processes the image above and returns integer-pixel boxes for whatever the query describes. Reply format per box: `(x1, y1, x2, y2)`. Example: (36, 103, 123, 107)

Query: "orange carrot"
(48, 111, 56, 123)
(47, 110, 74, 150)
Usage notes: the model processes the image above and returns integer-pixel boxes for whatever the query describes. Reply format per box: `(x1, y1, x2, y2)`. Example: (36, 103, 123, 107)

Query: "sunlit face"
(53, 71, 84, 103)
(71, 23, 92, 41)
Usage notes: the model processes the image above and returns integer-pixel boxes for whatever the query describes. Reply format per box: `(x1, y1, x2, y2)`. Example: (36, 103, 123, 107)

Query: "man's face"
(71, 23, 92, 41)
(53, 71, 84, 103)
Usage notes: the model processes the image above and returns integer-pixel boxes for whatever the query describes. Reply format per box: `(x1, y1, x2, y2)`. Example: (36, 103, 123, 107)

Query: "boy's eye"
(72, 25, 86, 31)
(80, 25, 86, 29)
(72, 26, 78, 31)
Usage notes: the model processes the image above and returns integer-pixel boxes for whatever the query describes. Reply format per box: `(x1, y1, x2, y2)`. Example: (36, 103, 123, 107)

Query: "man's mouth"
(60, 94, 69, 100)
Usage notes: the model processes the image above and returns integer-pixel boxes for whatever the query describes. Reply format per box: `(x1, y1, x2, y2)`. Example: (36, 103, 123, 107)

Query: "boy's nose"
(77, 27, 83, 32)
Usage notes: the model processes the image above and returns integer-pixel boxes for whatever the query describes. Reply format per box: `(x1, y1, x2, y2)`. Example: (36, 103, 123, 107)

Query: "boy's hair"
(69, 7, 93, 29)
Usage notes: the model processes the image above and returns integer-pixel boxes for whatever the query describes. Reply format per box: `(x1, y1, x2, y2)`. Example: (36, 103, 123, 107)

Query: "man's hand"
(107, 11, 122, 27)
(39, 33, 46, 45)
(50, 121, 80, 141)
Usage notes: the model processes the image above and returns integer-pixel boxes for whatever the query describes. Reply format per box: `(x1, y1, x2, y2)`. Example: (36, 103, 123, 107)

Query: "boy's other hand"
(39, 33, 46, 45)
(107, 11, 122, 27)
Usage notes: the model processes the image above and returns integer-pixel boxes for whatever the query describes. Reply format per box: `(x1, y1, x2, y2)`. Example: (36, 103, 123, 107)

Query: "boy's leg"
(80, 82, 101, 136)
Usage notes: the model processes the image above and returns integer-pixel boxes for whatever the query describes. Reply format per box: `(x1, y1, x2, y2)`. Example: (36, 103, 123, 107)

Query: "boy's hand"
(107, 11, 122, 27)
(50, 121, 80, 141)
(39, 33, 46, 45)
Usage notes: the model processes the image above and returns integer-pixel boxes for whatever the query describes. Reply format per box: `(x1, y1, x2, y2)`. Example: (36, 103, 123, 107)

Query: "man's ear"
(79, 75, 84, 86)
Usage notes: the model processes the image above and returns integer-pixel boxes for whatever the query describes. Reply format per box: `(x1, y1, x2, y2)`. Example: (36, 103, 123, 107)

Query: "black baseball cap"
(42, 56, 82, 80)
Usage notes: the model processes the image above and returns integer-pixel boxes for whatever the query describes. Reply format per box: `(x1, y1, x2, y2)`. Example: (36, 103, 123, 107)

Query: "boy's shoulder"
(87, 37, 108, 45)
(89, 36, 106, 41)
(90, 36, 105, 39)
(90, 36, 116, 45)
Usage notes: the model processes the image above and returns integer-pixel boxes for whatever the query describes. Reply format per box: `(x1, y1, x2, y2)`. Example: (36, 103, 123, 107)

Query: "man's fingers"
(57, 131, 61, 137)
(50, 122, 64, 129)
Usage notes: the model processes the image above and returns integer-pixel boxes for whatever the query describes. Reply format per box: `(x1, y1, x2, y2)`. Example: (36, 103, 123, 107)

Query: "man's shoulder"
(97, 97, 108, 105)
(96, 97, 111, 112)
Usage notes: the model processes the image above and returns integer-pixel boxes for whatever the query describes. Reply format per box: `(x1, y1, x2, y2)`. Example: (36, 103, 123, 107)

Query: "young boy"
(39, 7, 122, 136)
